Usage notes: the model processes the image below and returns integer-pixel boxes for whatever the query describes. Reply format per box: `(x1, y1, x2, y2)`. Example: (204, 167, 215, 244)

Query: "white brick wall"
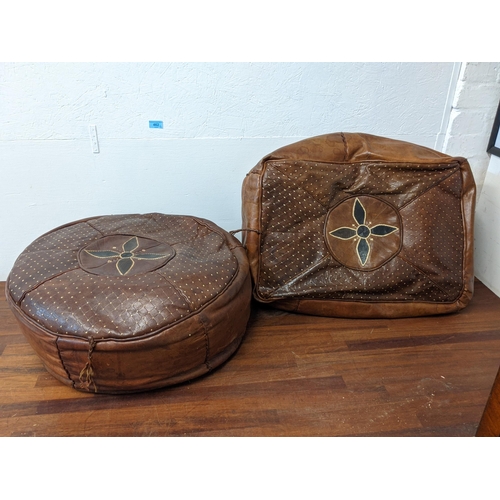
(442, 62, 500, 196)
(443, 62, 500, 298)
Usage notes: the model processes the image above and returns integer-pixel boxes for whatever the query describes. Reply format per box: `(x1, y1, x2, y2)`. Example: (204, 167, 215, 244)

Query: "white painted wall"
(475, 154, 500, 297)
(0, 62, 484, 283)
(440, 62, 500, 297)
(2, 62, 454, 141)
(0, 62, 457, 280)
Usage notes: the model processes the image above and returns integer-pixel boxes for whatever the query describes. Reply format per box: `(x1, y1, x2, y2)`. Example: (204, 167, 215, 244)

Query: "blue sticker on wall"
(149, 121, 163, 129)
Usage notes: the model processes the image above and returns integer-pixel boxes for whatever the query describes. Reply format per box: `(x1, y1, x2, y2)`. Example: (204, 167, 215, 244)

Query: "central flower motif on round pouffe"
(79, 235, 175, 277)
(325, 196, 402, 270)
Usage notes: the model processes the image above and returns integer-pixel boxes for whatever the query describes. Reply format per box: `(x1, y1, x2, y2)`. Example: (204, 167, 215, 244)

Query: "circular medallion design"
(324, 196, 402, 271)
(78, 235, 175, 277)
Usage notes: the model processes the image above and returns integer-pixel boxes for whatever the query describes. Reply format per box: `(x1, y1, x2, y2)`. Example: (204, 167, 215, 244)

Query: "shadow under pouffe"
(5, 213, 252, 394)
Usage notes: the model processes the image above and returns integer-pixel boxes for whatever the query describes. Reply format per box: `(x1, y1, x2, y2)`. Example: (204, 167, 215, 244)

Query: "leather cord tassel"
(79, 337, 97, 393)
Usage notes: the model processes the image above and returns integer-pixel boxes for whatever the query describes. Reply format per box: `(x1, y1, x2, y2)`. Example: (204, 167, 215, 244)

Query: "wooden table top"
(1, 279, 500, 437)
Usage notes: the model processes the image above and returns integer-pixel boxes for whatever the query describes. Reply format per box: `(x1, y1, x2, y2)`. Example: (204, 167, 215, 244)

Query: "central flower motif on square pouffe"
(5, 214, 252, 394)
(325, 196, 401, 270)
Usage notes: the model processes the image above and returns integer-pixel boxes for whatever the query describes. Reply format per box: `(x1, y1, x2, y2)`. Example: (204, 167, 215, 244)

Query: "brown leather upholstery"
(241, 133, 476, 318)
(6, 214, 252, 393)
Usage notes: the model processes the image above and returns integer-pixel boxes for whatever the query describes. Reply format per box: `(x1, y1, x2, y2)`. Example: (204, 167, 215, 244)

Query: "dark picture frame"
(487, 100, 500, 157)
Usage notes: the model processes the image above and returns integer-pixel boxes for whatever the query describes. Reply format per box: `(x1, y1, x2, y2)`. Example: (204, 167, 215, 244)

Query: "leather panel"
(242, 132, 476, 317)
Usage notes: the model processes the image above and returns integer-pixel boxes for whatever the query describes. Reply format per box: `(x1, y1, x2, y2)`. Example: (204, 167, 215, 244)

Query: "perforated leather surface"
(7, 214, 240, 339)
(242, 133, 476, 318)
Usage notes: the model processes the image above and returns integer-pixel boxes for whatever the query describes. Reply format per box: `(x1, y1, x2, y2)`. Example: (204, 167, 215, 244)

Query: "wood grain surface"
(476, 362, 500, 436)
(1, 279, 500, 437)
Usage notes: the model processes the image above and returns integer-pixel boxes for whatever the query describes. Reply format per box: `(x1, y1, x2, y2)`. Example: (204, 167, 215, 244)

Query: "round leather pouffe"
(5, 213, 252, 394)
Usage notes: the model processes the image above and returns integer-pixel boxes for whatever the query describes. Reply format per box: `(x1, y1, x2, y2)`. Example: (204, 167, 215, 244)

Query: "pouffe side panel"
(56, 283, 250, 393)
(203, 246, 252, 361)
(56, 316, 207, 393)
(7, 306, 73, 387)
(242, 168, 264, 291)
(460, 158, 476, 308)
(266, 132, 452, 164)
(273, 297, 464, 318)
(48, 248, 251, 394)
(204, 279, 252, 363)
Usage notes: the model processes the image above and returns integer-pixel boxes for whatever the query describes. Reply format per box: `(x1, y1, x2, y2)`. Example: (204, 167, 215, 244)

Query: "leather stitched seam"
(460, 176, 473, 298)
(85, 220, 105, 236)
(198, 314, 211, 370)
(255, 163, 266, 296)
(55, 337, 75, 389)
(399, 166, 460, 210)
(17, 267, 81, 306)
(341, 132, 348, 161)
(192, 217, 229, 241)
(396, 254, 458, 299)
(157, 273, 194, 313)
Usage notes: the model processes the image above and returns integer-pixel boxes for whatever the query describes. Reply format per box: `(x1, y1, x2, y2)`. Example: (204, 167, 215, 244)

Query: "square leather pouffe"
(6, 214, 252, 393)
(241, 132, 476, 318)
